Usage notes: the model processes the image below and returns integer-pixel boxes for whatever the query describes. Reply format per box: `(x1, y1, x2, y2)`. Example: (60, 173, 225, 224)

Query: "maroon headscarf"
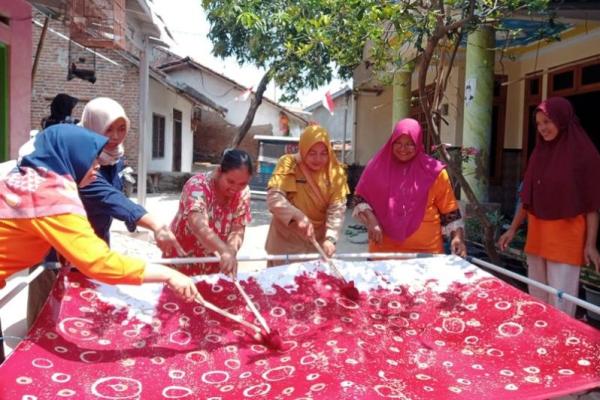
(520, 97, 600, 219)
(355, 118, 445, 242)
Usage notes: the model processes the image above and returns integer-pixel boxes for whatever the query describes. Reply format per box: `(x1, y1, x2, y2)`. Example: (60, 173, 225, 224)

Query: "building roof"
(157, 57, 308, 124)
(303, 86, 352, 112)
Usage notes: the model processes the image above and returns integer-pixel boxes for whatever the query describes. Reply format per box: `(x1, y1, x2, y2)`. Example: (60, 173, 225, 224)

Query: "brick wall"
(31, 13, 141, 170)
(193, 109, 271, 164)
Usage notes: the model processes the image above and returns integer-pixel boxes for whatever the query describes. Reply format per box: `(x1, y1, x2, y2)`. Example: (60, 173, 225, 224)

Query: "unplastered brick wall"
(31, 12, 141, 170)
(193, 109, 272, 164)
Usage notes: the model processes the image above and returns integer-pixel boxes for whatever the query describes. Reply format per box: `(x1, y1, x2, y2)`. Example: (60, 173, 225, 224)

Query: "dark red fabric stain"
(1, 266, 599, 399)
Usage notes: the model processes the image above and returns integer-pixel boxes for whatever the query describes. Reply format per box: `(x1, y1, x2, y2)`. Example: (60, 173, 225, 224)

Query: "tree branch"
(231, 69, 272, 148)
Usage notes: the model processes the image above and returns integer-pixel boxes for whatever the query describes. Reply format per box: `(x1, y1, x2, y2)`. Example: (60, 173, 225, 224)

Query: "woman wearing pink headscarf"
(499, 97, 600, 316)
(353, 118, 466, 256)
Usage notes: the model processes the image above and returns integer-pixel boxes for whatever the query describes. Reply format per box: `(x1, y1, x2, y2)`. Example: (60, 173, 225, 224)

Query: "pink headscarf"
(355, 118, 445, 242)
(520, 97, 600, 219)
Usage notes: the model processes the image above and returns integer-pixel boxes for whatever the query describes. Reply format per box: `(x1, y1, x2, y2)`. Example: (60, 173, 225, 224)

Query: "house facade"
(353, 12, 600, 215)
(155, 53, 308, 163)
(304, 86, 354, 163)
(0, 0, 33, 161)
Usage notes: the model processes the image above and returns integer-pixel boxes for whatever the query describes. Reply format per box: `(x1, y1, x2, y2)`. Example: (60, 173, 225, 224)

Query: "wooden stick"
(195, 295, 261, 333)
(233, 280, 271, 334)
(310, 238, 346, 282)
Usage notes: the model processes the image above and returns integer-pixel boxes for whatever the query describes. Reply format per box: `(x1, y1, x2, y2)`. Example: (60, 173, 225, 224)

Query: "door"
(172, 109, 182, 172)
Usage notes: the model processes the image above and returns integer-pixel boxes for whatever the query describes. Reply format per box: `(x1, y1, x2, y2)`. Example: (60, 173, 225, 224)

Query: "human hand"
(497, 228, 515, 251)
(584, 245, 600, 274)
(322, 239, 336, 258)
(219, 247, 238, 278)
(450, 235, 467, 257)
(367, 223, 383, 244)
(165, 271, 199, 302)
(294, 215, 315, 240)
(154, 225, 186, 256)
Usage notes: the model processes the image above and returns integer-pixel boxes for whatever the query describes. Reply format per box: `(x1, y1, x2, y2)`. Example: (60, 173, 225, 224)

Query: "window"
(152, 113, 165, 159)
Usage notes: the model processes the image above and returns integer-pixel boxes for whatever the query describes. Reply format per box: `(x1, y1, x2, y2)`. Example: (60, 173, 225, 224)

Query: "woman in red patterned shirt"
(165, 149, 253, 277)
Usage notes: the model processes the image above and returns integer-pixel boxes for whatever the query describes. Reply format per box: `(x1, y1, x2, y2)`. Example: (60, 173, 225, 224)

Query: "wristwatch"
(325, 236, 337, 245)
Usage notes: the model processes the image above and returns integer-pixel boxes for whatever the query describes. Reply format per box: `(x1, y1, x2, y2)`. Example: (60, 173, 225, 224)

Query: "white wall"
(166, 68, 304, 136)
(308, 94, 354, 142)
(148, 79, 194, 172)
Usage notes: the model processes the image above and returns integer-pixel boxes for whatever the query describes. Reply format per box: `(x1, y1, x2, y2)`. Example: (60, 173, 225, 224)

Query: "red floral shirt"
(166, 172, 251, 274)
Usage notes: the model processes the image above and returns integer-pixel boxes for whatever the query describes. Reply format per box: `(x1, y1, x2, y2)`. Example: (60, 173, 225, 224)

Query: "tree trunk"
(416, 15, 501, 265)
(231, 70, 272, 148)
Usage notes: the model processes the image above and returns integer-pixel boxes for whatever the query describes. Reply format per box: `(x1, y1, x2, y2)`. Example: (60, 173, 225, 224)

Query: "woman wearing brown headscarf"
(499, 97, 600, 316)
(265, 125, 349, 266)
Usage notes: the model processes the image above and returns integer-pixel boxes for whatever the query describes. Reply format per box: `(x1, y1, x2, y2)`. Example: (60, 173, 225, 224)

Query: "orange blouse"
(0, 214, 145, 288)
(369, 169, 459, 254)
(524, 212, 585, 266)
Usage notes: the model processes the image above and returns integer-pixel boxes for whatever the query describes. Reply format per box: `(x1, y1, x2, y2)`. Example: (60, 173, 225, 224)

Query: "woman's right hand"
(367, 222, 383, 244)
(293, 214, 315, 240)
(497, 228, 515, 251)
(219, 247, 238, 278)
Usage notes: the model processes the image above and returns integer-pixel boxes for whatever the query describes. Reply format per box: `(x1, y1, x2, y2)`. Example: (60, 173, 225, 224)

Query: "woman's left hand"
(584, 245, 600, 274)
(322, 239, 336, 258)
(154, 225, 186, 256)
(450, 235, 467, 257)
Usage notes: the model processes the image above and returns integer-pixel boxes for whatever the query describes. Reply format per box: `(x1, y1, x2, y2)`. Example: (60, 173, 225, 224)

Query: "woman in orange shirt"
(499, 97, 600, 316)
(352, 118, 466, 256)
(0, 125, 199, 360)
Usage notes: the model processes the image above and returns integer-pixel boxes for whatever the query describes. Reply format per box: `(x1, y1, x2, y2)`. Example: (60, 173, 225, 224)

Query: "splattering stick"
(310, 238, 360, 301)
(195, 295, 262, 337)
(233, 280, 282, 350)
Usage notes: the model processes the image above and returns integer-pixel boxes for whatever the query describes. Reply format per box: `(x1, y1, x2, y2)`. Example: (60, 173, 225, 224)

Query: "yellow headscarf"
(268, 125, 349, 226)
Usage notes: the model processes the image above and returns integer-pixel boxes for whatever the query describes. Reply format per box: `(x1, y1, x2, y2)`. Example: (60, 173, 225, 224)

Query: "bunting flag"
(235, 87, 253, 102)
(1, 256, 599, 399)
(322, 90, 335, 115)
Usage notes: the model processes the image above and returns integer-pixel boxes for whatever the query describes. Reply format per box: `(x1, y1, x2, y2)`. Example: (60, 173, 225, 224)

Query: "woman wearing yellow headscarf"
(266, 125, 349, 266)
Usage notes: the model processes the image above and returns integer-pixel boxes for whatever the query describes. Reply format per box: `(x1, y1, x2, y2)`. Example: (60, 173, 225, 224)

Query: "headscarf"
(355, 118, 445, 242)
(0, 125, 107, 219)
(41, 93, 79, 129)
(80, 97, 130, 166)
(268, 125, 349, 226)
(520, 97, 600, 219)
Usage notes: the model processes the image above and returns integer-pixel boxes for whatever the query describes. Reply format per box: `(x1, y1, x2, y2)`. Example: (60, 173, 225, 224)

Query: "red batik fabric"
(1, 256, 599, 399)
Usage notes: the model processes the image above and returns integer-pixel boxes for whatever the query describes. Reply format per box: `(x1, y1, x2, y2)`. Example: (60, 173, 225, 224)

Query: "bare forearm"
(227, 225, 245, 252)
(586, 211, 599, 247)
(509, 204, 527, 231)
(137, 213, 167, 232)
(189, 212, 229, 254)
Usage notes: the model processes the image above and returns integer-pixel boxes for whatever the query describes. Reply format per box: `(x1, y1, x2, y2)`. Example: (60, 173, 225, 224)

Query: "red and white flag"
(322, 90, 335, 115)
(235, 86, 253, 102)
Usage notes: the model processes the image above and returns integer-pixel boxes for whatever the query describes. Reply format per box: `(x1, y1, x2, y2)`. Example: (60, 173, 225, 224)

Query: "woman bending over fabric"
(266, 125, 349, 266)
(353, 118, 466, 256)
(498, 97, 600, 317)
(25, 97, 184, 328)
(0, 125, 199, 352)
(165, 149, 253, 277)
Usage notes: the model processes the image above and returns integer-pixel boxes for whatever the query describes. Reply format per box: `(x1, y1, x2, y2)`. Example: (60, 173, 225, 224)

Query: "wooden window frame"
(521, 73, 543, 176)
(152, 113, 166, 159)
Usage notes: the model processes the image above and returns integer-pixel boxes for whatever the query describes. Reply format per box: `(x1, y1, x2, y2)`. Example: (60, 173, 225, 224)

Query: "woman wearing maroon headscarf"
(499, 97, 600, 316)
(352, 118, 466, 256)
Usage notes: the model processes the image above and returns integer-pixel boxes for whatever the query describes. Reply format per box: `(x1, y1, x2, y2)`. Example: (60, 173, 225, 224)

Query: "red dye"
(1, 263, 600, 399)
(341, 280, 360, 301)
(261, 329, 283, 350)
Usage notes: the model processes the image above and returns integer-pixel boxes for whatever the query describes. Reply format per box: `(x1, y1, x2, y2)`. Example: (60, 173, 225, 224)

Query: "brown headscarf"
(520, 97, 600, 219)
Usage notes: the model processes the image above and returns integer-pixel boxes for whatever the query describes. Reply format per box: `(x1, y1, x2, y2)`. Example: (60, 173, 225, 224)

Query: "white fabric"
(442, 218, 465, 237)
(79, 97, 129, 166)
(526, 254, 580, 317)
